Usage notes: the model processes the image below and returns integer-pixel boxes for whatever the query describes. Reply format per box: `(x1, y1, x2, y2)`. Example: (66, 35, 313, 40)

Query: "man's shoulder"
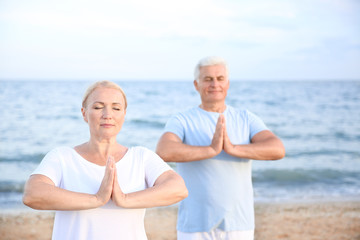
(172, 106, 200, 118)
(226, 105, 250, 115)
(226, 106, 263, 122)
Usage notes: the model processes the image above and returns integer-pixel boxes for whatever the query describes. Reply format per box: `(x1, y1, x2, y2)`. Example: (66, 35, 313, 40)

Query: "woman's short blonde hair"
(82, 80, 127, 109)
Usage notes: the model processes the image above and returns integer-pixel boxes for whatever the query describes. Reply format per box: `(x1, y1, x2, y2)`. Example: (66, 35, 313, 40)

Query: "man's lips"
(100, 124, 114, 128)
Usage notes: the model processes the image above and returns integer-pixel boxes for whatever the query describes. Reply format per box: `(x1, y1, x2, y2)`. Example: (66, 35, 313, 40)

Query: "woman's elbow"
(171, 188, 188, 205)
(177, 184, 188, 201)
(170, 178, 188, 204)
(22, 193, 30, 207)
(22, 192, 38, 209)
(22, 185, 45, 210)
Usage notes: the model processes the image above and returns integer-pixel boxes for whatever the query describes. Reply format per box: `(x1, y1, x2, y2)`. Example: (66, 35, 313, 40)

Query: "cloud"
(0, 0, 359, 80)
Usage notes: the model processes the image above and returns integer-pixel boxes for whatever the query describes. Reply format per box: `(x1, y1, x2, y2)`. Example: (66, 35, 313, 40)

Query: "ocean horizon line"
(1, 78, 360, 83)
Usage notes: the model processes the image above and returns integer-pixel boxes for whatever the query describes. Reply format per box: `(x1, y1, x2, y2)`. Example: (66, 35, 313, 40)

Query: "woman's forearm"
(23, 159, 115, 210)
(112, 171, 188, 208)
(23, 176, 102, 210)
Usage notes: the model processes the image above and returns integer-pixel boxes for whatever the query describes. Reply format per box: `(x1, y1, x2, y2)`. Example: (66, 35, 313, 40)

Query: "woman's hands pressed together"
(95, 156, 115, 206)
(99, 156, 188, 209)
(95, 156, 127, 208)
(109, 157, 128, 207)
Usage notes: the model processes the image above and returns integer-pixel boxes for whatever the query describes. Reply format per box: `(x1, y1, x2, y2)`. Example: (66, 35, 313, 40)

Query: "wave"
(128, 119, 165, 128)
(0, 154, 45, 163)
(284, 150, 359, 158)
(279, 133, 360, 142)
(2, 168, 357, 193)
(0, 181, 24, 193)
(252, 168, 359, 186)
(36, 115, 80, 120)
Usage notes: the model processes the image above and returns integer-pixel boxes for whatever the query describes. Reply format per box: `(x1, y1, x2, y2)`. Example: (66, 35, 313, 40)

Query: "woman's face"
(82, 87, 126, 141)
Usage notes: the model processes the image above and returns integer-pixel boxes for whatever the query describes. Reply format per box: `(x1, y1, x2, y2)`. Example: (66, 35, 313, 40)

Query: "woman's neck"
(75, 140, 127, 166)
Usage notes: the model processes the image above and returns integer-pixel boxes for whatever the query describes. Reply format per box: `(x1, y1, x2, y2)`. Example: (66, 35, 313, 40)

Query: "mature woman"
(23, 80, 188, 240)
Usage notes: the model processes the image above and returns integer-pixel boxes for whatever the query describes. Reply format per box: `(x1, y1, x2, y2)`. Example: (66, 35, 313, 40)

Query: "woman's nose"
(102, 108, 112, 119)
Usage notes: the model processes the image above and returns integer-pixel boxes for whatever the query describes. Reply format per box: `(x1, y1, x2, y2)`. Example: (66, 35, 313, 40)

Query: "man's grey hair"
(194, 56, 229, 82)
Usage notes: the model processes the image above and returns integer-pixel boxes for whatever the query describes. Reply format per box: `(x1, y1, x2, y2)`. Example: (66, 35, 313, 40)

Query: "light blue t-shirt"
(164, 105, 268, 232)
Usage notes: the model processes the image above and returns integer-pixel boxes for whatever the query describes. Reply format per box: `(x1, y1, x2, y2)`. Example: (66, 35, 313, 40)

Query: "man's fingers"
(216, 115, 224, 133)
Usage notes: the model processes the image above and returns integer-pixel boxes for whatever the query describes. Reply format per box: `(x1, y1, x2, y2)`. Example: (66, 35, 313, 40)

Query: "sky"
(0, 0, 359, 81)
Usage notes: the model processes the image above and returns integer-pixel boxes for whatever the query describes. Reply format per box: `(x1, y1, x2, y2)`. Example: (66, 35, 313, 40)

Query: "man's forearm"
(156, 133, 218, 162)
(225, 136, 285, 160)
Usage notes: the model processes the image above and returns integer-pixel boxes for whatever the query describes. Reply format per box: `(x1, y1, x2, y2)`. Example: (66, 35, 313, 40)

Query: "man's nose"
(211, 80, 219, 87)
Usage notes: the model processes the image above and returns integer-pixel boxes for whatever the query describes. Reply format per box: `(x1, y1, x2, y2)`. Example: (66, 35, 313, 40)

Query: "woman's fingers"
(111, 164, 127, 207)
(95, 156, 115, 206)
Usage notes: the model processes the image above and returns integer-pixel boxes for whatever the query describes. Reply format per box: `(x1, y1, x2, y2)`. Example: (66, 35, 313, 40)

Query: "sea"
(0, 80, 359, 209)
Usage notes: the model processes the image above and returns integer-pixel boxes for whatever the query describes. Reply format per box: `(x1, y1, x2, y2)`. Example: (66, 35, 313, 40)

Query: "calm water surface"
(0, 80, 359, 208)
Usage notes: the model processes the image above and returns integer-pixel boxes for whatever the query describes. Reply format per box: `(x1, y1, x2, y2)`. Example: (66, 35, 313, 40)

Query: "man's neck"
(199, 102, 226, 113)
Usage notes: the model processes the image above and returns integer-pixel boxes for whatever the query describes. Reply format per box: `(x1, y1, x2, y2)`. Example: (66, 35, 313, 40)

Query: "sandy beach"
(1, 200, 359, 240)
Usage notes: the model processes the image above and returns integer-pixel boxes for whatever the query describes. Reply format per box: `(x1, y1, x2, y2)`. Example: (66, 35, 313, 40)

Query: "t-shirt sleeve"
(141, 147, 173, 188)
(247, 110, 269, 139)
(164, 114, 185, 141)
(31, 148, 62, 187)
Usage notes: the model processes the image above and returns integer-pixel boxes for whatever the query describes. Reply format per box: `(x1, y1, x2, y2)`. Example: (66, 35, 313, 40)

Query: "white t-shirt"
(32, 146, 172, 240)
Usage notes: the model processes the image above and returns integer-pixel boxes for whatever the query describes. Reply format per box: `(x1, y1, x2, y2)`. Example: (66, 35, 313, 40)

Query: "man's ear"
(81, 108, 88, 123)
(193, 79, 199, 92)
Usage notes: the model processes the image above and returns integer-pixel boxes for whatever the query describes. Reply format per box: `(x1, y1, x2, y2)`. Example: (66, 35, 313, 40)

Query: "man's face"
(194, 64, 230, 104)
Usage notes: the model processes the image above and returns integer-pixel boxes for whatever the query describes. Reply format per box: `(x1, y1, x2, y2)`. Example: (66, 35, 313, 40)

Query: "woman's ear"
(81, 108, 88, 123)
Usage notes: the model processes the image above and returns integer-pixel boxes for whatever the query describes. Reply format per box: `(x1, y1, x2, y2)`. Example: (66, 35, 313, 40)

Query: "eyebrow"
(92, 101, 123, 105)
(204, 75, 225, 79)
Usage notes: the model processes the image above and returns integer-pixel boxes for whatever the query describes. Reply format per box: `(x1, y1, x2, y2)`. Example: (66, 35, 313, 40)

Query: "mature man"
(156, 56, 285, 240)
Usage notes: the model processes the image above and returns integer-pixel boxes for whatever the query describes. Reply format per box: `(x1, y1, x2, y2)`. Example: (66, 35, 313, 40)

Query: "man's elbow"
(269, 138, 286, 160)
(156, 148, 174, 162)
(271, 147, 286, 160)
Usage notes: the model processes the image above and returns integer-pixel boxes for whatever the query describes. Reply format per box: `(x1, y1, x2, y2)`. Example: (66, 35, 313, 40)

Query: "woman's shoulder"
(43, 146, 77, 160)
(126, 146, 160, 160)
(128, 146, 152, 154)
(50, 146, 75, 154)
